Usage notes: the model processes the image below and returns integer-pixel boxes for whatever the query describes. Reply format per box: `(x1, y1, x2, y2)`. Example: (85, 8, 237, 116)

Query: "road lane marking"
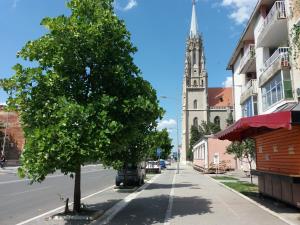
(7, 186, 51, 197)
(92, 173, 161, 225)
(0, 169, 106, 185)
(164, 171, 176, 225)
(15, 185, 114, 225)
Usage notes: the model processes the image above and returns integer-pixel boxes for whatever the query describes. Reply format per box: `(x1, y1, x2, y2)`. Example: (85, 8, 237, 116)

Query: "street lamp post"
(160, 96, 180, 174)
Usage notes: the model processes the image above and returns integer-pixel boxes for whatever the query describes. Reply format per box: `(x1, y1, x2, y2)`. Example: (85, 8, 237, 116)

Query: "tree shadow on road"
(105, 195, 212, 225)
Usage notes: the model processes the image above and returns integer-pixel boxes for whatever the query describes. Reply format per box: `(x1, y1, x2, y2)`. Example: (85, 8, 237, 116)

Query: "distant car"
(159, 159, 166, 169)
(146, 161, 161, 174)
(115, 162, 146, 186)
(165, 160, 171, 166)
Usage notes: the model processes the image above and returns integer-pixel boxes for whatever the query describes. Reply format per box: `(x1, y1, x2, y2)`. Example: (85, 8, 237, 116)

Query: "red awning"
(215, 111, 292, 141)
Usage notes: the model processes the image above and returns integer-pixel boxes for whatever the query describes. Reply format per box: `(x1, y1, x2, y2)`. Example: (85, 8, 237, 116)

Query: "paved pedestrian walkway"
(94, 165, 293, 225)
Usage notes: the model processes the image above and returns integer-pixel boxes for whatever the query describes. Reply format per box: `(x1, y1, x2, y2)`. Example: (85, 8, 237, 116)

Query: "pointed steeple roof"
(190, 0, 199, 38)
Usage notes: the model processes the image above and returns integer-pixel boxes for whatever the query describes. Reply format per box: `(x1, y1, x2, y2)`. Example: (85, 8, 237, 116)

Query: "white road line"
(7, 186, 51, 197)
(0, 169, 105, 185)
(164, 172, 176, 225)
(15, 185, 114, 225)
(92, 174, 161, 225)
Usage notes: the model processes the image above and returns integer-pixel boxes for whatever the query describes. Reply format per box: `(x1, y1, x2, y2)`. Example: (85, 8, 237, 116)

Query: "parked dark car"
(115, 163, 146, 186)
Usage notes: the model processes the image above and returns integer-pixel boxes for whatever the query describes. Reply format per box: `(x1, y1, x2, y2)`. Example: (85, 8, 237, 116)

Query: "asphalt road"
(0, 165, 116, 225)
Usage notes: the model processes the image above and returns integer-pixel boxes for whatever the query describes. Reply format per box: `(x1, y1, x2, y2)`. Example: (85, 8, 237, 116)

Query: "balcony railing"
(239, 44, 255, 73)
(259, 47, 290, 86)
(263, 47, 289, 72)
(257, 1, 287, 42)
(240, 79, 258, 104)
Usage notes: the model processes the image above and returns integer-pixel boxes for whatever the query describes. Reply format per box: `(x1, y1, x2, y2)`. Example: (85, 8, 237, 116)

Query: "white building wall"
(233, 56, 243, 120)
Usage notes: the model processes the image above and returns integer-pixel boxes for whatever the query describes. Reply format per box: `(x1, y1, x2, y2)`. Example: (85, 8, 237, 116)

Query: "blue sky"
(0, 0, 257, 148)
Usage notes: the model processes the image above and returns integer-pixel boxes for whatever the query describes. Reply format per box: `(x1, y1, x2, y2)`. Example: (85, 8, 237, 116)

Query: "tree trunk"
(249, 161, 253, 184)
(247, 157, 253, 184)
(73, 165, 81, 213)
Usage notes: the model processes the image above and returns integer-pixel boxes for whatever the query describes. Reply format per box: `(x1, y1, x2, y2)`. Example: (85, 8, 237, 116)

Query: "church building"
(181, 1, 233, 162)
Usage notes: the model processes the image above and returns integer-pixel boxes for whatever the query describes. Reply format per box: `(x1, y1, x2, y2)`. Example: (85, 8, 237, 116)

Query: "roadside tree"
(148, 128, 173, 160)
(1, 0, 162, 212)
(226, 139, 256, 183)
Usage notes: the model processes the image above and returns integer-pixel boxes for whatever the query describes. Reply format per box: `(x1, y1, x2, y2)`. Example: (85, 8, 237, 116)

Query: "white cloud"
(222, 76, 233, 87)
(157, 119, 177, 132)
(123, 0, 138, 11)
(219, 0, 257, 25)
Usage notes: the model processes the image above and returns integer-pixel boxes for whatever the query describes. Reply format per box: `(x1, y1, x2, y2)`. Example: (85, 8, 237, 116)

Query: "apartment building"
(228, 0, 300, 120)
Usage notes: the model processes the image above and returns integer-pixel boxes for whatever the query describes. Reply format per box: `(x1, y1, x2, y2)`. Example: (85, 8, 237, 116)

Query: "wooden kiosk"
(216, 103, 300, 208)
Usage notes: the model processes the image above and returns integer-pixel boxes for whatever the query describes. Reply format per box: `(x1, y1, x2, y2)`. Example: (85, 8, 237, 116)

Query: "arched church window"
(193, 100, 197, 109)
(201, 80, 204, 87)
(193, 117, 198, 127)
(214, 116, 220, 127)
(193, 80, 197, 86)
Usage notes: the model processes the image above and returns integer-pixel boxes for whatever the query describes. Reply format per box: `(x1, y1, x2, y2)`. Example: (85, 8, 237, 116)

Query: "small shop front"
(215, 103, 300, 208)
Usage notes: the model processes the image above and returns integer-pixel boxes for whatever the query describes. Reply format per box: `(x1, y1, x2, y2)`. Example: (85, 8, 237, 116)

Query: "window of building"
(242, 97, 255, 117)
(214, 116, 220, 127)
(193, 80, 197, 86)
(262, 71, 292, 110)
(193, 100, 197, 109)
(201, 80, 204, 86)
(219, 97, 223, 102)
(193, 117, 198, 127)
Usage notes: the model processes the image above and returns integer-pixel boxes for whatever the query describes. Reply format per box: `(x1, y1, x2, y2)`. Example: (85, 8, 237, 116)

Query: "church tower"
(181, 0, 208, 162)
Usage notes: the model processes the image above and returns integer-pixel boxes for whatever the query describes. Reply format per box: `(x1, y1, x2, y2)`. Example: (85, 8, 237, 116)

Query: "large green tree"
(148, 129, 173, 160)
(1, 0, 162, 212)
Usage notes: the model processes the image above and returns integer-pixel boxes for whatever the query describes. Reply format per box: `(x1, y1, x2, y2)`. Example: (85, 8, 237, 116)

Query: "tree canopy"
(1, 0, 163, 212)
(148, 129, 173, 160)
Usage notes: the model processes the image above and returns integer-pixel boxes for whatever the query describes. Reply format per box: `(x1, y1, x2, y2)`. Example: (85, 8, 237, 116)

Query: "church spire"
(190, 0, 199, 38)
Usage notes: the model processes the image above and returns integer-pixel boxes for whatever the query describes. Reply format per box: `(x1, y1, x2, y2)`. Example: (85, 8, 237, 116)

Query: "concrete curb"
(207, 175, 297, 225)
(91, 173, 161, 225)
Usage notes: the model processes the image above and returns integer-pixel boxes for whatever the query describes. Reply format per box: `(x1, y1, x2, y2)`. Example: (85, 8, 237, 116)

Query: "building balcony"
(256, 1, 288, 48)
(240, 79, 258, 104)
(259, 47, 290, 87)
(239, 44, 256, 74)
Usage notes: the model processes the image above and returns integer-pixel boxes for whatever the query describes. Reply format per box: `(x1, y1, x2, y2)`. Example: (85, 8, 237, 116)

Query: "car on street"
(115, 162, 146, 186)
(146, 161, 161, 174)
(159, 159, 166, 169)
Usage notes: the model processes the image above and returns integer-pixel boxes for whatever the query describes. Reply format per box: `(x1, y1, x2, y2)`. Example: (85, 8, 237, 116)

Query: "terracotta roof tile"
(208, 88, 233, 107)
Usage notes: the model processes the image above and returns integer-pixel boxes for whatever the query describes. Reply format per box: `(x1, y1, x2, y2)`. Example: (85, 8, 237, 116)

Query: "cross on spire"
(190, 0, 199, 38)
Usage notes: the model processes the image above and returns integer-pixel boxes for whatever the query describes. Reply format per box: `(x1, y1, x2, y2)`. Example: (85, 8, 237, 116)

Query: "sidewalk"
(167, 165, 291, 225)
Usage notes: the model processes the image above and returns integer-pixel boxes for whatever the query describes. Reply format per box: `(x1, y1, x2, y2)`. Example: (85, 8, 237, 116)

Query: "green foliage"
(221, 181, 258, 195)
(199, 120, 221, 136)
(189, 125, 201, 149)
(187, 125, 201, 161)
(1, 0, 163, 210)
(226, 138, 256, 183)
(226, 139, 255, 160)
(226, 111, 234, 126)
(148, 129, 173, 160)
(292, 24, 300, 63)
